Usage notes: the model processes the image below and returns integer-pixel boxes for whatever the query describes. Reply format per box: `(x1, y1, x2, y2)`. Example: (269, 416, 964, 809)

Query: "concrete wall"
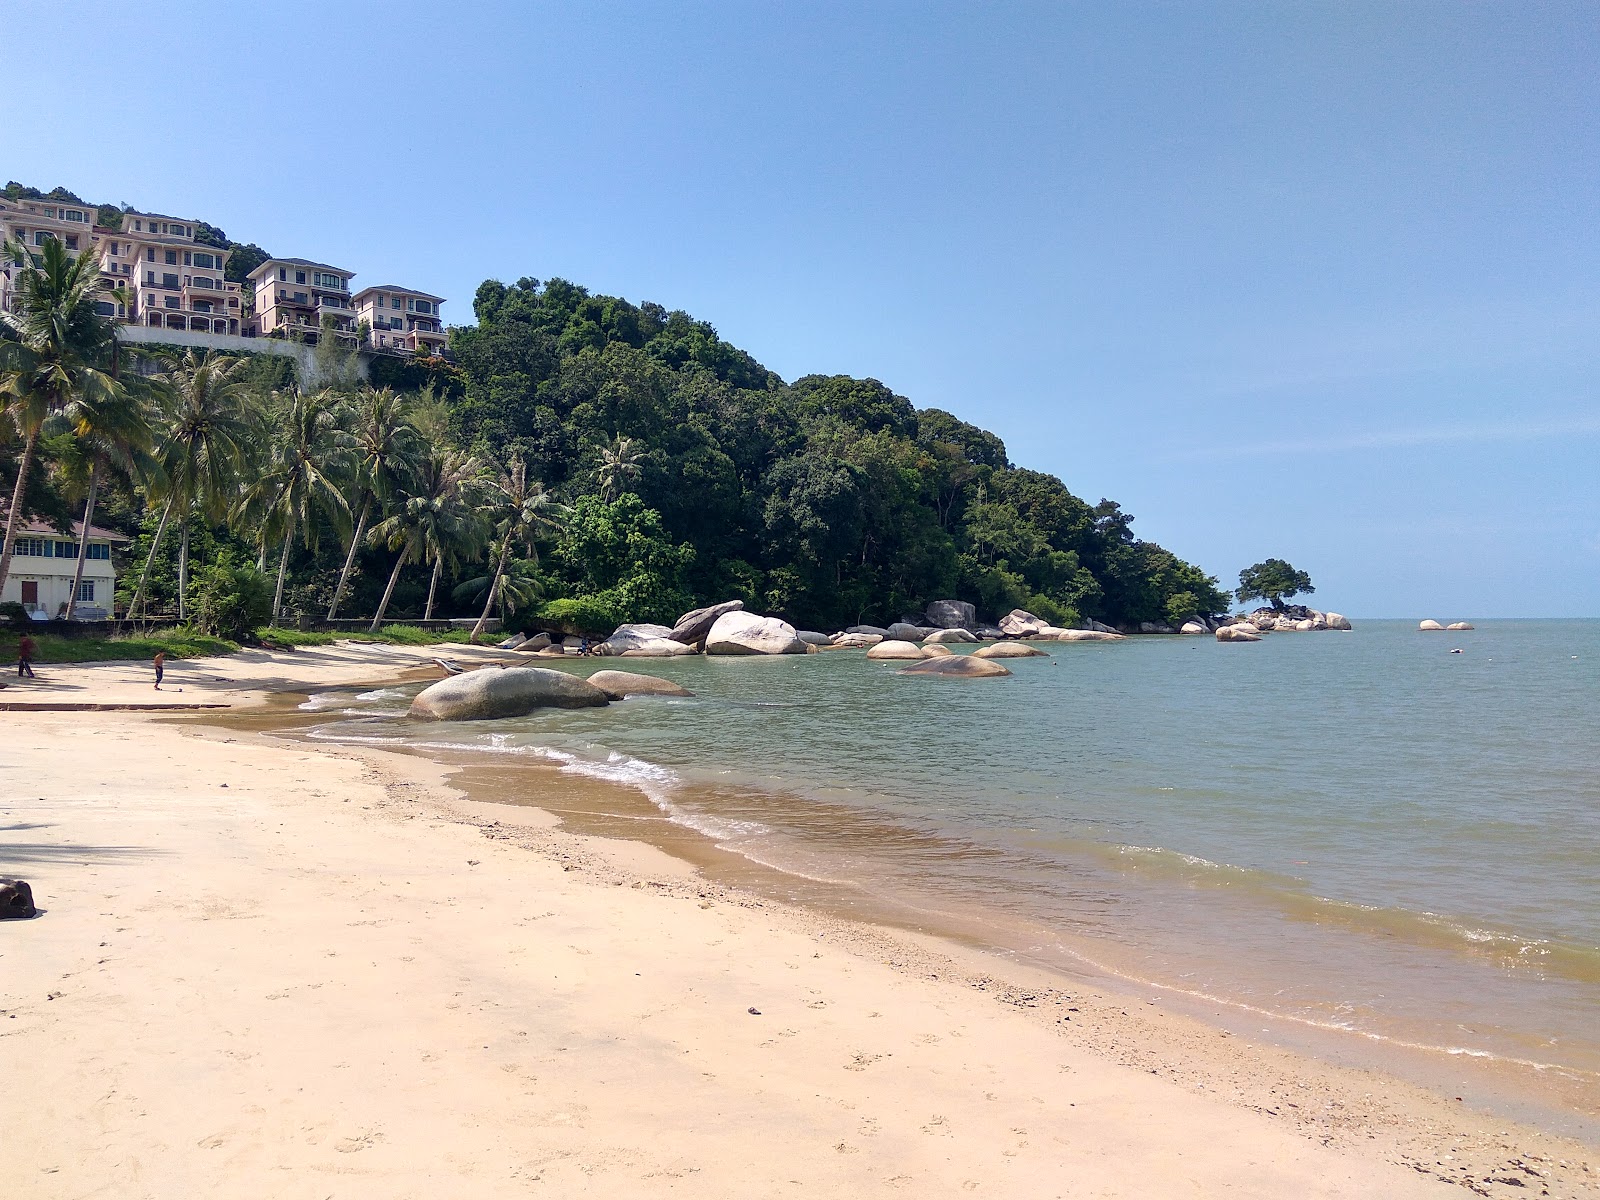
(115, 324, 370, 387)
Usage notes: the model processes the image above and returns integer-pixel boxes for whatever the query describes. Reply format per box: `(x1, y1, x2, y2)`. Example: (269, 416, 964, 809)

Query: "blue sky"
(8, 2, 1596, 616)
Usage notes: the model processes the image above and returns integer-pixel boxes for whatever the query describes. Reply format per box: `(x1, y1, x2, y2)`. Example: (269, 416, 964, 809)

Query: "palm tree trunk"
(177, 519, 190, 624)
(370, 552, 407, 633)
(0, 427, 42, 596)
(423, 554, 442, 621)
(64, 457, 103, 621)
(471, 537, 513, 642)
(126, 494, 176, 624)
(327, 493, 371, 620)
(271, 526, 293, 627)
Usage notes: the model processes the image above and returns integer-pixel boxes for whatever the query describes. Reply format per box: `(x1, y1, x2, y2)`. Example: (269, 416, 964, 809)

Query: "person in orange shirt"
(153, 650, 165, 690)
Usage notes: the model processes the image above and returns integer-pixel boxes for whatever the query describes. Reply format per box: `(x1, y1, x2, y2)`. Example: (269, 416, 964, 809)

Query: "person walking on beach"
(17, 634, 37, 679)
(153, 650, 165, 690)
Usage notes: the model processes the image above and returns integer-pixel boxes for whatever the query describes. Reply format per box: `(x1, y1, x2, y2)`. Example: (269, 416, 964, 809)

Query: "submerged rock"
(586, 670, 694, 700)
(1057, 629, 1124, 642)
(866, 639, 928, 660)
(898, 655, 1012, 678)
(618, 639, 698, 657)
(668, 600, 745, 649)
(704, 611, 807, 655)
(410, 667, 609, 720)
(973, 642, 1048, 658)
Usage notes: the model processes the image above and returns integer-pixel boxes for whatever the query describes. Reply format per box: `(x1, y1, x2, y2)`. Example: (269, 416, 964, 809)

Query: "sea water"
(300, 619, 1600, 1104)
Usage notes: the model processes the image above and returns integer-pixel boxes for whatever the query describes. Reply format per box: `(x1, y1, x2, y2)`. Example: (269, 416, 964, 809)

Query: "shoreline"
(3, 642, 1595, 1196)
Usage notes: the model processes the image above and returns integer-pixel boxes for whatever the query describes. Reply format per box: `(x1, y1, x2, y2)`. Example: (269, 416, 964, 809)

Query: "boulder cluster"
(1420, 619, 1475, 631)
(1211, 605, 1353, 642)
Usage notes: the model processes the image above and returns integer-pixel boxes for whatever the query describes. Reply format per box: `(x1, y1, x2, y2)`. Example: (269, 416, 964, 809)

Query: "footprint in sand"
(335, 1130, 383, 1153)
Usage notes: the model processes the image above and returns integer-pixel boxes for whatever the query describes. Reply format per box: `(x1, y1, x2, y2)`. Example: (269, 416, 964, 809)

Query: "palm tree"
(468, 457, 563, 641)
(367, 448, 485, 632)
(0, 236, 121, 595)
(124, 351, 254, 622)
(57, 359, 155, 618)
(239, 388, 353, 626)
(327, 386, 423, 620)
(597, 434, 644, 502)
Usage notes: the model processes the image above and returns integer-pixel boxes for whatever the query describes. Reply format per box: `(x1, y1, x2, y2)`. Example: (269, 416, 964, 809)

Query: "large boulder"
(410, 667, 609, 721)
(1216, 625, 1262, 643)
(999, 609, 1049, 636)
(1419, 620, 1446, 631)
(1179, 620, 1209, 635)
(586, 670, 694, 700)
(924, 600, 977, 630)
(885, 622, 927, 642)
(668, 600, 745, 649)
(974, 642, 1047, 659)
(1447, 622, 1475, 631)
(866, 640, 928, 660)
(497, 632, 528, 650)
(830, 632, 882, 647)
(1085, 618, 1118, 635)
(599, 623, 678, 655)
(704, 611, 807, 655)
(1029, 625, 1070, 639)
(921, 644, 953, 657)
(1138, 621, 1177, 635)
(619, 639, 698, 657)
(1056, 629, 1124, 642)
(1325, 612, 1352, 631)
(899, 655, 1012, 678)
(844, 624, 892, 638)
(924, 627, 978, 644)
(512, 632, 553, 652)
(973, 626, 1007, 640)
(797, 630, 835, 646)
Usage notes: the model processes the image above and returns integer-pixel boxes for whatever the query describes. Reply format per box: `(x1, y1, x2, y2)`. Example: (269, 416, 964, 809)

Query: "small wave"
(297, 692, 355, 712)
(355, 688, 409, 702)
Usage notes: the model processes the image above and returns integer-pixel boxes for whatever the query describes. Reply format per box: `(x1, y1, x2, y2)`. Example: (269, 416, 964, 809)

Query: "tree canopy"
(1236, 559, 1315, 610)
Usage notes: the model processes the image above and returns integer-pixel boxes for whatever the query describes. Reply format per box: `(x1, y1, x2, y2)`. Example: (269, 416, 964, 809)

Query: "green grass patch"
(0, 629, 240, 664)
(251, 625, 477, 650)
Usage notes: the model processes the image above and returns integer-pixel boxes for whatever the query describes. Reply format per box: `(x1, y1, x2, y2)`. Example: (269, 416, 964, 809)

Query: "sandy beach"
(2, 644, 1594, 1197)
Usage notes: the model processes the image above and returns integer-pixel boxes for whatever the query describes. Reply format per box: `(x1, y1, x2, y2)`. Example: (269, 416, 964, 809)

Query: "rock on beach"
(410, 667, 609, 720)
(668, 600, 745, 649)
(704, 611, 807, 655)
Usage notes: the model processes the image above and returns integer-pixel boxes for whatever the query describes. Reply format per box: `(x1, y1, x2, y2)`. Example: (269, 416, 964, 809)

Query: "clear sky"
(7, 2, 1596, 616)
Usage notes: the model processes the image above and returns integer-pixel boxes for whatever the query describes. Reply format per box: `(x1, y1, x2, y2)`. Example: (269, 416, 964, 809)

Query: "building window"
(77, 581, 95, 602)
(192, 252, 217, 269)
(134, 220, 143, 231)
(15, 538, 46, 557)
(162, 273, 179, 289)
(278, 268, 287, 281)
(313, 271, 344, 289)
(147, 248, 155, 262)
(55, 541, 77, 558)
(391, 297, 401, 309)
(110, 242, 120, 255)
(65, 235, 78, 250)
(87, 543, 110, 560)
(34, 231, 50, 246)
(165, 296, 179, 308)
(95, 301, 116, 316)
(164, 250, 177, 265)
(192, 276, 214, 289)
(146, 271, 156, 284)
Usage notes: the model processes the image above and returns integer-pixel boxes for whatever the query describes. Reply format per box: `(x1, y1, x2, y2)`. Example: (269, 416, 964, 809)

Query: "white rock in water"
(668, 600, 745, 648)
(1419, 620, 1446, 631)
(1325, 612, 1352, 630)
(1179, 620, 1209, 635)
(1216, 625, 1263, 643)
(704, 611, 807, 655)
(999, 608, 1048, 636)
(1294, 619, 1316, 631)
(1446, 622, 1475, 631)
(586, 670, 693, 699)
(1057, 629, 1124, 642)
(600, 623, 678, 655)
(618, 639, 698, 657)
(844, 624, 892, 638)
(410, 667, 609, 720)
(831, 632, 883, 647)
(866, 639, 928, 660)
(924, 627, 979, 643)
(973, 642, 1048, 658)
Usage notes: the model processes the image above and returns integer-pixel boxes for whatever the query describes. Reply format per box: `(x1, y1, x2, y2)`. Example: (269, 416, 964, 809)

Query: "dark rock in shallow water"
(409, 667, 609, 720)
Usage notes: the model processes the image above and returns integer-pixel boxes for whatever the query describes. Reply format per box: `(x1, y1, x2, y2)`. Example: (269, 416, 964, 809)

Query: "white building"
(2, 521, 127, 620)
(351, 285, 447, 356)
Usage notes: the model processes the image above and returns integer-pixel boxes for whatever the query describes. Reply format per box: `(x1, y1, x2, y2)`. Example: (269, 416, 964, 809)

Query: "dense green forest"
(2, 191, 1229, 638)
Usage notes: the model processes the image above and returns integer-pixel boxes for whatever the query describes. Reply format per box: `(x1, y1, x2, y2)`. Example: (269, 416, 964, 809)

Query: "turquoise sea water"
(300, 619, 1600, 1098)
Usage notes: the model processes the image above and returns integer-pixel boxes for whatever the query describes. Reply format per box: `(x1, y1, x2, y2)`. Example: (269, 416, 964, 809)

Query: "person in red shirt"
(17, 634, 37, 679)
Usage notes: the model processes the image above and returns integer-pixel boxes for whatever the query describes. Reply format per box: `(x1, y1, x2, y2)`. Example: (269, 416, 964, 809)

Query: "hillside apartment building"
(1, 196, 446, 354)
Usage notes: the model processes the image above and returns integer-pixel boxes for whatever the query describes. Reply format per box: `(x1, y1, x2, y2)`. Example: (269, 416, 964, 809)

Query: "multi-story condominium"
(0, 195, 99, 314)
(351, 285, 448, 356)
(0, 520, 126, 620)
(248, 257, 358, 343)
(99, 211, 242, 336)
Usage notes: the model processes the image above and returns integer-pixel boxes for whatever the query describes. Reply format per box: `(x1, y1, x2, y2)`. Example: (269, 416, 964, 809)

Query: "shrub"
(190, 552, 273, 641)
(0, 600, 29, 630)
(528, 596, 621, 636)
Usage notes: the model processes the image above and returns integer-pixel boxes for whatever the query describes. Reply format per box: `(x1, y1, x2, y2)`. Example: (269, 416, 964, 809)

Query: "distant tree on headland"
(1236, 559, 1315, 611)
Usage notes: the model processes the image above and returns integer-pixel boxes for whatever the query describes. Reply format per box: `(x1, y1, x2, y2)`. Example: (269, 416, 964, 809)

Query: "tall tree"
(1236, 559, 1315, 611)
(597, 434, 643, 502)
(0, 236, 121, 595)
(125, 351, 254, 621)
(326, 386, 423, 620)
(239, 388, 353, 626)
(469, 457, 563, 641)
(366, 448, 485, 631)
